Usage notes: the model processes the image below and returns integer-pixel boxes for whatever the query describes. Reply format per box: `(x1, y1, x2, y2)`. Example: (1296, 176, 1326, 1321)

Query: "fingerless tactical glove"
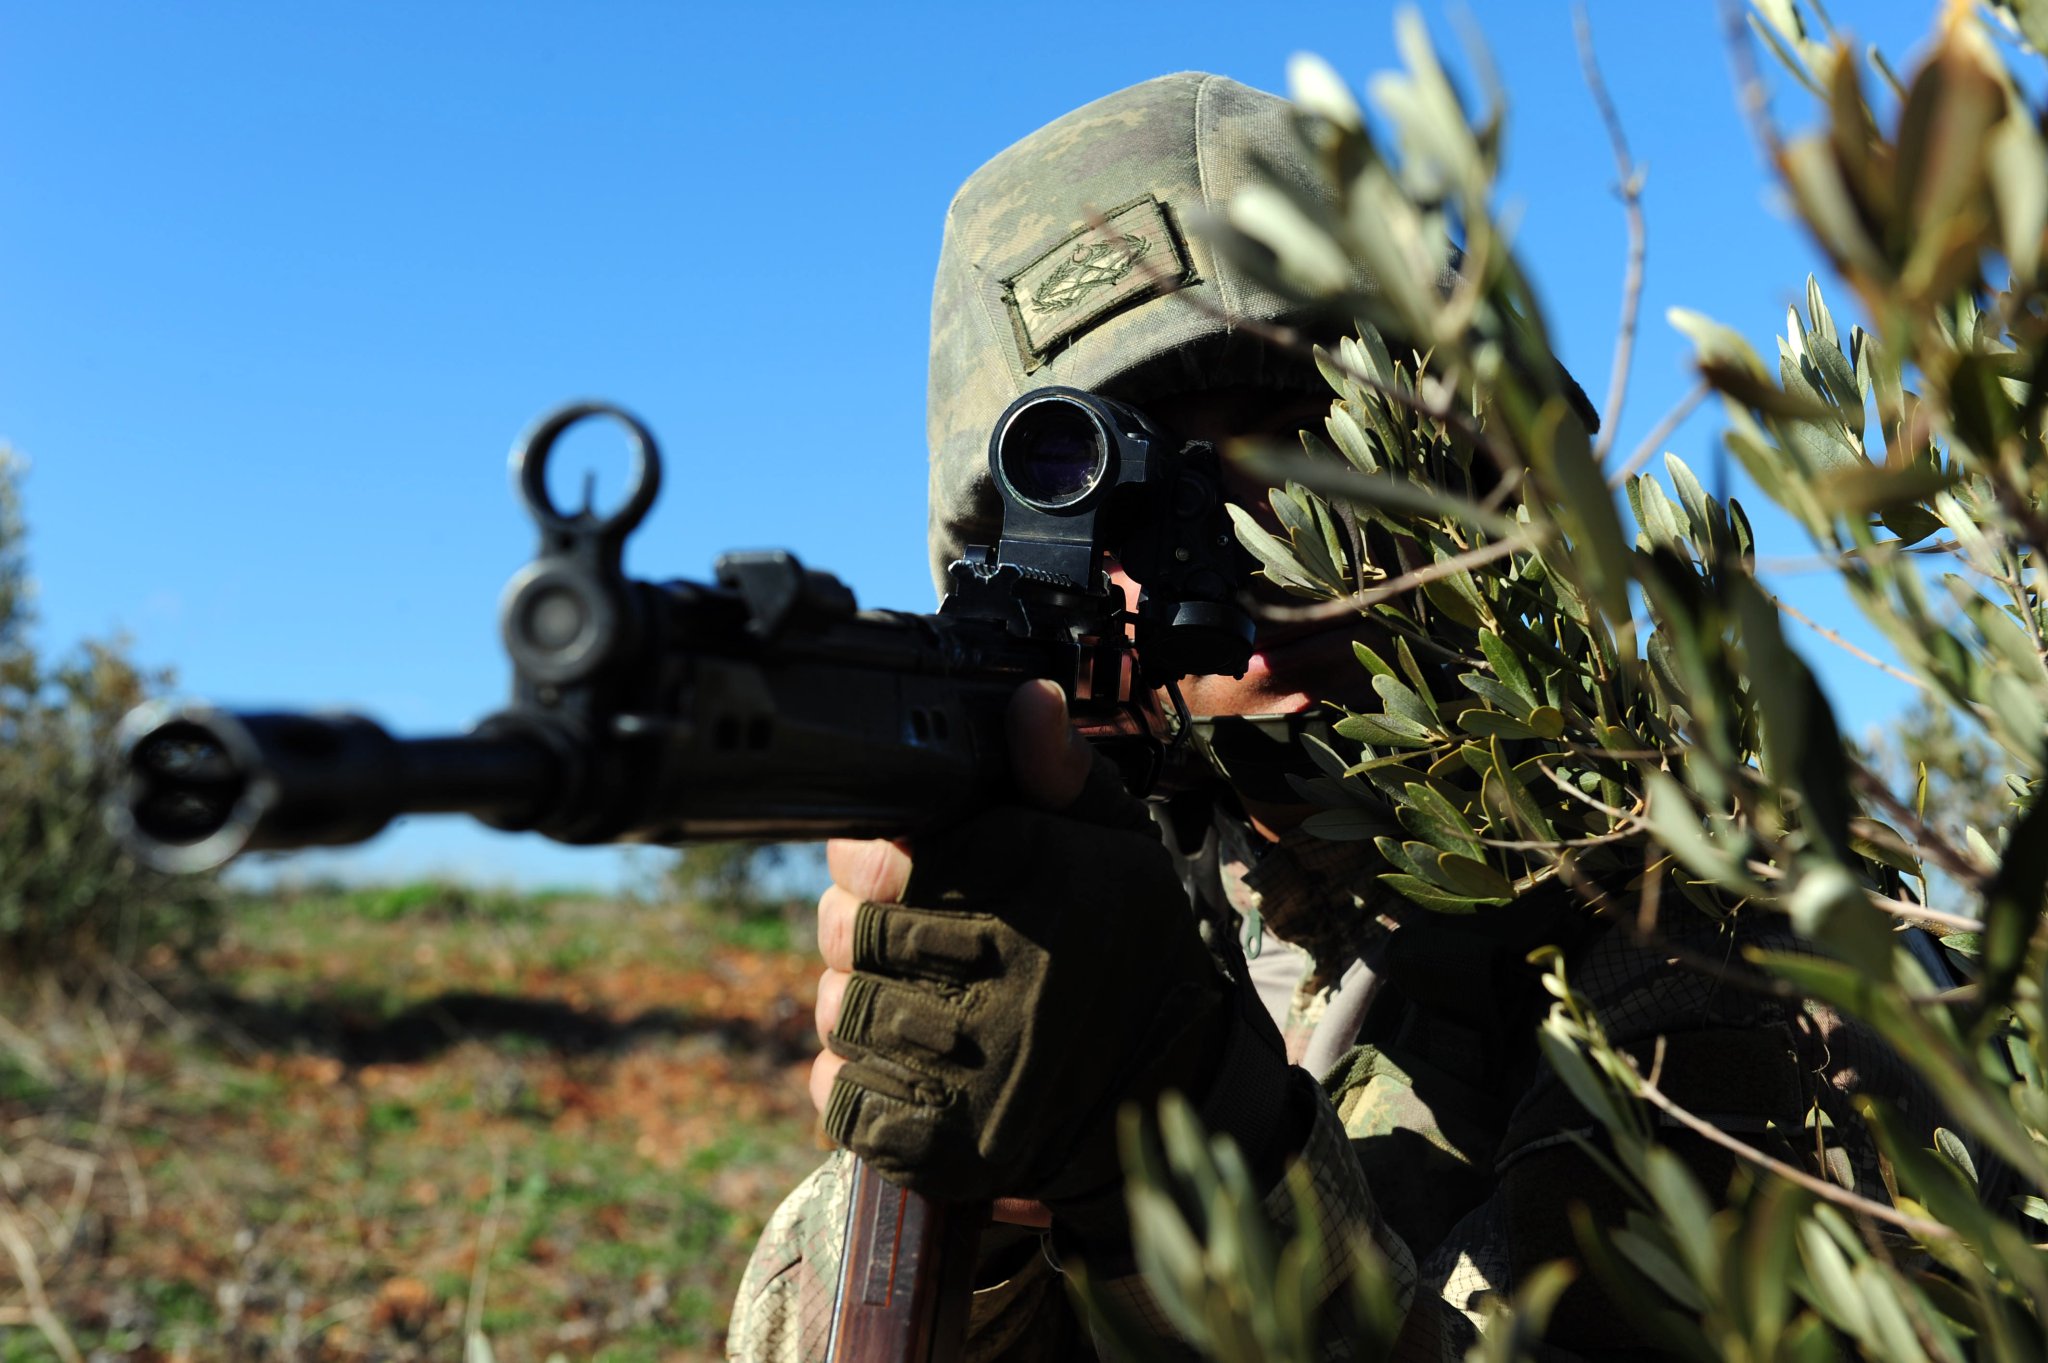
(821, 766, 1277, 1246)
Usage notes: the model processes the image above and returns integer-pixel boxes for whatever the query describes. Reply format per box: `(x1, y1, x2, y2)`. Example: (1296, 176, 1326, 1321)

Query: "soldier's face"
(1110, 384, 1387, 720)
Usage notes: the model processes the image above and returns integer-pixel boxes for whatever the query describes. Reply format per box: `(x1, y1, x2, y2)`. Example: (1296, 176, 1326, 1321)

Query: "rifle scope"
(994, 393, 1113, 511)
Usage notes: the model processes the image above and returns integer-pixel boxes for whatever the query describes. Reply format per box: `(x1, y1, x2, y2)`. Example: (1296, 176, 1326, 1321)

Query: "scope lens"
(999, 401, 1106, 509)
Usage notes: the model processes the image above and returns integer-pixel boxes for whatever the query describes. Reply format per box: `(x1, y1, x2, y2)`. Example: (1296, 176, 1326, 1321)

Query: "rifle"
(109, 392, 1253, 1360)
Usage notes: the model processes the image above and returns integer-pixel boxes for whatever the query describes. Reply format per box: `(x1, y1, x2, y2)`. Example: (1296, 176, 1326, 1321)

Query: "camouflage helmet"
(925, 72, 1344, 599)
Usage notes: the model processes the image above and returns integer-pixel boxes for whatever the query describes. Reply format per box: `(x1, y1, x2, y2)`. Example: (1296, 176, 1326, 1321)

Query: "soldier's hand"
(807, 679, 1234, 1238)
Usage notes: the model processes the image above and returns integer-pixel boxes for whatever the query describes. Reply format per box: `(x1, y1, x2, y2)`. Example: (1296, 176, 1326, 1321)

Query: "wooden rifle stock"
(825, 1158, 984, 1361)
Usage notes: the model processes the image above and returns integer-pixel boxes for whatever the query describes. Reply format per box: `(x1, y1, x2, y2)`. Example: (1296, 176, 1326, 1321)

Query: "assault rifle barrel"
(112, 706, 560, 874)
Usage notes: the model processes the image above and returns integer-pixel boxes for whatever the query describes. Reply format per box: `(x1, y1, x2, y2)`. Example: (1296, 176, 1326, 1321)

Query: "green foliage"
(0, 448, 219, 972)
(328, 879, 547, 924)
(1103, 5, 2048, 1358)
(1074, 1096, 1413, 1362)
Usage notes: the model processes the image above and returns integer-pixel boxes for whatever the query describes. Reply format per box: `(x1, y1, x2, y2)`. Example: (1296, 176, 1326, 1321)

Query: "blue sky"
(4, 1, 1939, 890)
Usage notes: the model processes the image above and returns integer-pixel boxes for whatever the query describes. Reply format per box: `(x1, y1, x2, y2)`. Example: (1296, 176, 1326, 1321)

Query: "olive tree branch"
(1608, 381, 1710, 488)
(1771, 593, 1933, 693)
(1740, 859, 1986, 934)
(1574, 4, 1648, 465)
(1245, 531, 1539, 625)
(1757, 541, 1966, 573)
(1990, 542, 2046, 657)
(1539, 761, 1637, 821)
(1631, 1047, 1958, 1243)
(1718, 0, 1788, 169)
(1477, 825, 1642, 853)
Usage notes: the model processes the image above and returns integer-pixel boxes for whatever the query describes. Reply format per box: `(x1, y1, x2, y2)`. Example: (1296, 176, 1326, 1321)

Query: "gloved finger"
(815, 967, 850, 1045)
(816, 1045, 941, 1111)
(1008, 680, 1156, 833)
(823, 1059, 951, 1175)
(827, 837, 913, 903)
(850, 899, 997, 981)
(830, 971, 968, 1059)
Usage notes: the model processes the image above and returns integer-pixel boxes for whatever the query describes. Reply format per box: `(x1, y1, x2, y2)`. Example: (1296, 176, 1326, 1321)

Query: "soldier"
(730, 71, 1928, 1362)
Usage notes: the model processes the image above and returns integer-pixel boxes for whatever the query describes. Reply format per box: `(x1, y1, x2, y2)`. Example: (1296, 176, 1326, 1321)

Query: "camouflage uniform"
(727, 72, 1940, 1362)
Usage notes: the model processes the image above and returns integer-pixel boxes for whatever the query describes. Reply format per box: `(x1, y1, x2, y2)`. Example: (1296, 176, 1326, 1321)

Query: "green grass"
(710, 913, 798, 955)
(257, 878, 558, 926)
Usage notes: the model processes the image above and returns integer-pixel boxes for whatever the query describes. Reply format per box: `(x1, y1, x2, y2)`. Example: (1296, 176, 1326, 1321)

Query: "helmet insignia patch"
(1000, 196, 1198, 373)
(1029, 233, 1153, 313)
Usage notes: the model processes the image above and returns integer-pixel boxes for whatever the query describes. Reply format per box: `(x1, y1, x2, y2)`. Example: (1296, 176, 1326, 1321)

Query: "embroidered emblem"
(1029, 233, 1153, 313)
(1001, 196, 1197, 372)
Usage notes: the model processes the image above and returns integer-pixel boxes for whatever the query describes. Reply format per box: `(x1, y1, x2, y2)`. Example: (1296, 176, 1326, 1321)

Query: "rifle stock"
(827, 1160, 983, 1361)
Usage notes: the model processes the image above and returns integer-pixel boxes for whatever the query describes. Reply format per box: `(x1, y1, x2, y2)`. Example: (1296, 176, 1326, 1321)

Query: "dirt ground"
(0, 887, 824, 1362)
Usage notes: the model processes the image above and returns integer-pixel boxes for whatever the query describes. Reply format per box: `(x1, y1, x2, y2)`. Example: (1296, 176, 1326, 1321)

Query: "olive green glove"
(820, 756, 1235, 1234)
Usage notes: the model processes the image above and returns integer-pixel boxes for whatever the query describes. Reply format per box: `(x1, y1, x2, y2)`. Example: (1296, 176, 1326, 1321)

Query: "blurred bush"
(668, 842, 814, 953)
(669, 843, 787, 916)
(0, 447, 218, 974)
